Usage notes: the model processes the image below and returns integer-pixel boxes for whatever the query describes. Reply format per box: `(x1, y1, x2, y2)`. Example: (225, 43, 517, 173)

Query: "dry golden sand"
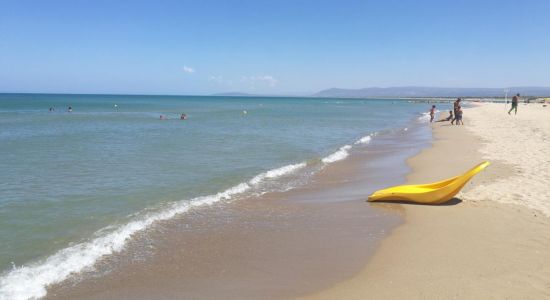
(463, 103, 550, 216)
(302, 104, 550, 299)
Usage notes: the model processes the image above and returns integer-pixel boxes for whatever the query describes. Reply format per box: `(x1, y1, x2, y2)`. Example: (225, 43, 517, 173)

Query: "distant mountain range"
(313, 86, 550, 98)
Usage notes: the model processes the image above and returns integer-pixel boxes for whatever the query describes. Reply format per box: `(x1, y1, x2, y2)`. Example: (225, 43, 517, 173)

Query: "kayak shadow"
(368, 197, 462, 206)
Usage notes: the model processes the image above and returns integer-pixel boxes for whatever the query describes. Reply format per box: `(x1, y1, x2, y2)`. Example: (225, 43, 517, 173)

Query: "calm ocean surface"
(0, 93, 431, 298)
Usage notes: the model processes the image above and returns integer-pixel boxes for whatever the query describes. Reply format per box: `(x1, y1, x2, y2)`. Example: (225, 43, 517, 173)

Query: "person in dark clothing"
(451, 98, 461, 125)
(508, 93, 520, 115)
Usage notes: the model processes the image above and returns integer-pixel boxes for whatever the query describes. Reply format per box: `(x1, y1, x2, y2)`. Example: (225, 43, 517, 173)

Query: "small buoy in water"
(243, 110, 247, 114)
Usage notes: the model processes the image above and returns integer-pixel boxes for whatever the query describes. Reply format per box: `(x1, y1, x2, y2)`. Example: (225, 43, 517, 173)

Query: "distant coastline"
(3, 85, 550, 100)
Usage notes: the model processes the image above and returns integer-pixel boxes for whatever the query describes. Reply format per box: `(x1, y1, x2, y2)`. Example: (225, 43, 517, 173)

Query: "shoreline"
(303, 103, 550, 299)
(42, 118, 431, 299)
(11, 103, 548, 299)
(1, 95, 431, 300)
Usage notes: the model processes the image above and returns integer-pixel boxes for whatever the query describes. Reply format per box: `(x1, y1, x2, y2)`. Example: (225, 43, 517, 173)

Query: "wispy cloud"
(256, 75, 278, 86)
(182, 65, 195, 74)
(208, 75, 223, 82)
(241, 75, 278, 87)
(208, 75, 234, 87)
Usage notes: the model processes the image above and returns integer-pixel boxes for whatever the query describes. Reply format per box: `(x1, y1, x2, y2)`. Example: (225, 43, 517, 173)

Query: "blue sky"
(1, 0, 549, 95)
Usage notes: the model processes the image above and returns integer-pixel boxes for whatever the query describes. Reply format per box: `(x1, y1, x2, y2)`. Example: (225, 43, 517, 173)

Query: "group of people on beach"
(429, 93, 522, 125)
(430, 98, 463, 125)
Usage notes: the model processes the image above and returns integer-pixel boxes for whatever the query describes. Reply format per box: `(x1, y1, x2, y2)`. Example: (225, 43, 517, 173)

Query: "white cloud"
(241, 75, 278, 87)
(182, 65, 195, 74)
(208, 75, 234, 86)
(257, 75, 278, 87)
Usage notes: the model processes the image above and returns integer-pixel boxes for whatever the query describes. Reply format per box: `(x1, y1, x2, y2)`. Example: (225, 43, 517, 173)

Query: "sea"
(0, 93, 435, 299)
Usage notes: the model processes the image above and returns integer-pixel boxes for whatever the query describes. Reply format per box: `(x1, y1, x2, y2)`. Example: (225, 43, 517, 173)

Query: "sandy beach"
(41, 103, 550, 299)
(304, 102, 550, 299)
(4, 2, 550, 299)
(464, 103, 550, 215)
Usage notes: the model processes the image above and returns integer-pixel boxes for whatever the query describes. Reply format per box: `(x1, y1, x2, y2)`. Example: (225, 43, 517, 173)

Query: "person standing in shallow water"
(508, 93, 520, 115)
(429, 105, 436, 122)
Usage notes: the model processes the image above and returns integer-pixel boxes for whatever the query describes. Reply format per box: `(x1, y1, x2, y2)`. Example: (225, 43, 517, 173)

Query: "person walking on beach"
(451, 98, 461, 125)
(429, 105, 436, 122)
(508, 93, 520, 115)
(455, 106, 464, 125)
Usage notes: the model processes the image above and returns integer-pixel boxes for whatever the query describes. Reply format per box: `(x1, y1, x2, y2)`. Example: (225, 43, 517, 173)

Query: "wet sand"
(304, 105, 550, 299)
(45, 124, 430, 299)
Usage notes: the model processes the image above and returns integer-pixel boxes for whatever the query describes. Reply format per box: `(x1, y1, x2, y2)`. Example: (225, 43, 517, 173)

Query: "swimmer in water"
(68, 106, 73, 112)
(180, 113, 187, 120)
(160, 115, 165, 120)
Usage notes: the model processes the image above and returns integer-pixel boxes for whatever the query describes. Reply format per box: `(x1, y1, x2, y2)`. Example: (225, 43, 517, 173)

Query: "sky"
(1, 0, 549, 95)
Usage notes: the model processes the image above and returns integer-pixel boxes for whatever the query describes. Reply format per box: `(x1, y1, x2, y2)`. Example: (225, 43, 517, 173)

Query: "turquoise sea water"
(0, 94, 430, 299)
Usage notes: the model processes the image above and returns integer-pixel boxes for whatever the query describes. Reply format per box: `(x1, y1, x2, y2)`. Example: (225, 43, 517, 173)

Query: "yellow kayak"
(367, 161, 490, 204)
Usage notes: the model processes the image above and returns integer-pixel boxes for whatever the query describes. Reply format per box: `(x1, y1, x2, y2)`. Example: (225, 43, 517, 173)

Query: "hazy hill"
(314, 86, 550, 98)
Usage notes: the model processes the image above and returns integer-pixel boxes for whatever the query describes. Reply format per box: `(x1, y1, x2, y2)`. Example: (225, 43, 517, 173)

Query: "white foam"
(354, 135, 372, 145)
(0, 157, 317, 300)
(321, 145, 352, 164)
(417, 112, 431, 122)
(418, 109, 441, 123)
(0, 180, 258, 299)
(249, 162, 307, 185)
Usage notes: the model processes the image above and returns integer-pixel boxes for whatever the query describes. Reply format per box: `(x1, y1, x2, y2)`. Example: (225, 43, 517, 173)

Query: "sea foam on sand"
(0, 161, 307, 300)
(0, 129, 382, 300)
(321, 145, 352, 164)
